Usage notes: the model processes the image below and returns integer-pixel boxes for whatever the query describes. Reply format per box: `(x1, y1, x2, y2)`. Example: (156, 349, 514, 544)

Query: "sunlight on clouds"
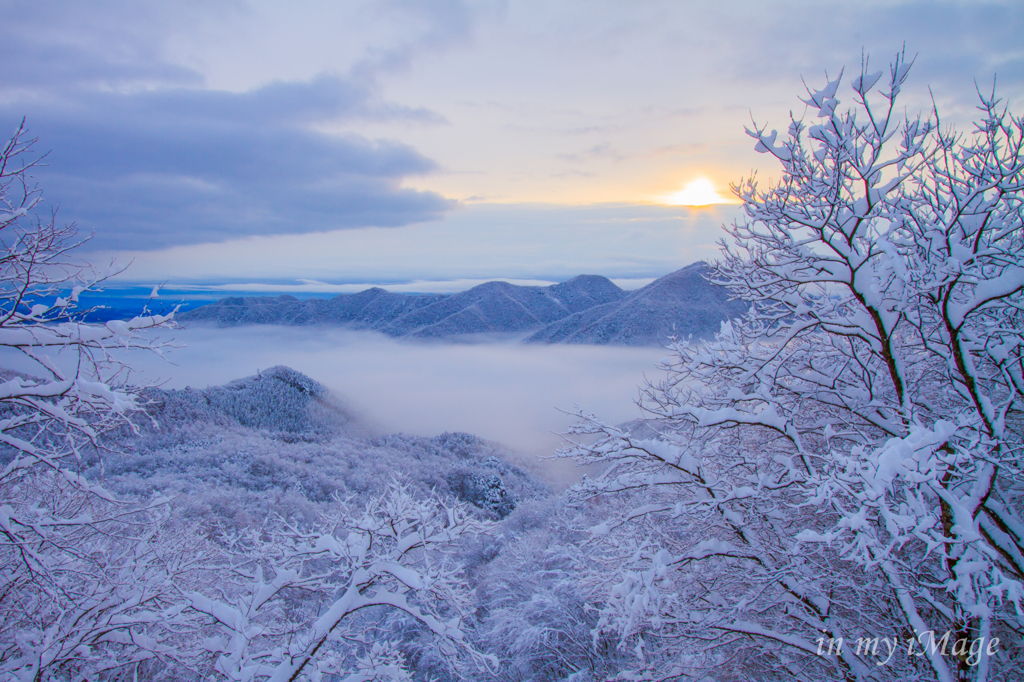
(660, 178, 735, 206)
(101, 203, 737, 284)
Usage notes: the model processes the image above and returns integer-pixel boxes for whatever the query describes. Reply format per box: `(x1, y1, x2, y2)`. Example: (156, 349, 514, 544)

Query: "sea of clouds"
(1, 326, 669, 480)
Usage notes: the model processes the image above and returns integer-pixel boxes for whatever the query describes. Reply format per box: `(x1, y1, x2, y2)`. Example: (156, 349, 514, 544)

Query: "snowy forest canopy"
(1, 56, 1023, 682)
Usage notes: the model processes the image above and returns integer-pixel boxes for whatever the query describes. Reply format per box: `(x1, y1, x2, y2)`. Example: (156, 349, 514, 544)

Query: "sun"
(661, 178, 732, 206)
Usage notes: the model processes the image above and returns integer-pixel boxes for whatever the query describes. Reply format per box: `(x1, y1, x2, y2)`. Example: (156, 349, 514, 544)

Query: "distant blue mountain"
(180, 274, 625, 335)
(179, 264, 745, 345)
(526, 262, 748, 345)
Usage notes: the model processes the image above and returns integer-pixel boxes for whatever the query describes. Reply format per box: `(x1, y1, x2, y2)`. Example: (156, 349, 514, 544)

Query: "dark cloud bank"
(0, 1, 455, 251)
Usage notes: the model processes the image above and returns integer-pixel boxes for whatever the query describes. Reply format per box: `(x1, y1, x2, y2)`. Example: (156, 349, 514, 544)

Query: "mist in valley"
(0, 324, 668, 481)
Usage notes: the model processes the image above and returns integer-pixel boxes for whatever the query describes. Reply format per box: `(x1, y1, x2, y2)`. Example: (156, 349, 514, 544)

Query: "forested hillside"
(104, 366, 544, 522)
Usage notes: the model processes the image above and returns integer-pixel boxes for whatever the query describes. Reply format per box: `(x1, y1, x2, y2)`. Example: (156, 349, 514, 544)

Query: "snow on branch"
(561, 53, 1024, 681)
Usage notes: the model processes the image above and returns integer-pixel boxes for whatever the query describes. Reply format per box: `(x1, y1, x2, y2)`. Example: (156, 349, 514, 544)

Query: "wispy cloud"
(557, 143, 626, 164)
(0, 0, 212, 91)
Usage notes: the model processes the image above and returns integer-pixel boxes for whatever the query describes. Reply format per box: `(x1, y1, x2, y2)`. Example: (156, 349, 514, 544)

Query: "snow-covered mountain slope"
(101, 367, 545, 522)
(526, 262, 749, 345)
(181, 288, 445, 328)
(384, 275, 627, 338)
(178, 263, 744, 345)
(178, 275, 627, 337)
(140, 365, 369, 438)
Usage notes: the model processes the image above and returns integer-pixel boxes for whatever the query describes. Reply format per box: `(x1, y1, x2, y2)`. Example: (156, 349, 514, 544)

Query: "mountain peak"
(527, 262, 746, 346)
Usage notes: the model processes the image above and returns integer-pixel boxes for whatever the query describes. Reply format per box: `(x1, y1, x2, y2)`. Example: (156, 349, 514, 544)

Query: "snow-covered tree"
(0, 120, 187, 680)
(0, 123, 498, 681)
(0, 120, 176, 469)
(188, 483, 493, 682)
(472, 499, 629, 682)
(564, 54, 1023, 682)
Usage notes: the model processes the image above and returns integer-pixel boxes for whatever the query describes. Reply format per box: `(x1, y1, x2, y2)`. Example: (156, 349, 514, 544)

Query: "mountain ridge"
(179, 262, 746, 345)
(526, 262, 748, 345)
(109, 366, 546, 520)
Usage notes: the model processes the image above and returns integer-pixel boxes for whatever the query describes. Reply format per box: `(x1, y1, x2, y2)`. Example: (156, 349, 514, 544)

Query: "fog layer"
(1, 326, 668, 478)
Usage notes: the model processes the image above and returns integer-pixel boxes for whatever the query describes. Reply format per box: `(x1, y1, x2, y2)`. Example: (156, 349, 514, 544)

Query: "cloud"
(0, 326, 666, 478)
(0, 0, 213, 90)
(353, 0, 482, 78)
(99, 202, 738, 284)
(112, 274, 656, 296)
(2, 93, 453, 250)
(714, 1, 1024, 106)
(557, 143, 626, 164)
(0, 0, 460, 251)
(4, 84, 453, 250)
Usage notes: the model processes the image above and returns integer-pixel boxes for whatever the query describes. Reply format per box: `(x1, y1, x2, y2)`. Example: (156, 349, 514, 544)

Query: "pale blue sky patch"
(97, 203, 738, 284)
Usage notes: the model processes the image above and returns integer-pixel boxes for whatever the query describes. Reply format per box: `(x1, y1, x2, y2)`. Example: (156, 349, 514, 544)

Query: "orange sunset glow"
(660, 178, 735, 206)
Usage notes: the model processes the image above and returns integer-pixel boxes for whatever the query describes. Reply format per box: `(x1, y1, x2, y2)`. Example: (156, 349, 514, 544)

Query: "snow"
(553, 57, 1024, 682)
(179, 264, 747, 347)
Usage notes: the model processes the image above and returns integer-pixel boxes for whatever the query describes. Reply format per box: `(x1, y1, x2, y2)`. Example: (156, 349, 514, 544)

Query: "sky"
(2, 0, 1022, 291)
